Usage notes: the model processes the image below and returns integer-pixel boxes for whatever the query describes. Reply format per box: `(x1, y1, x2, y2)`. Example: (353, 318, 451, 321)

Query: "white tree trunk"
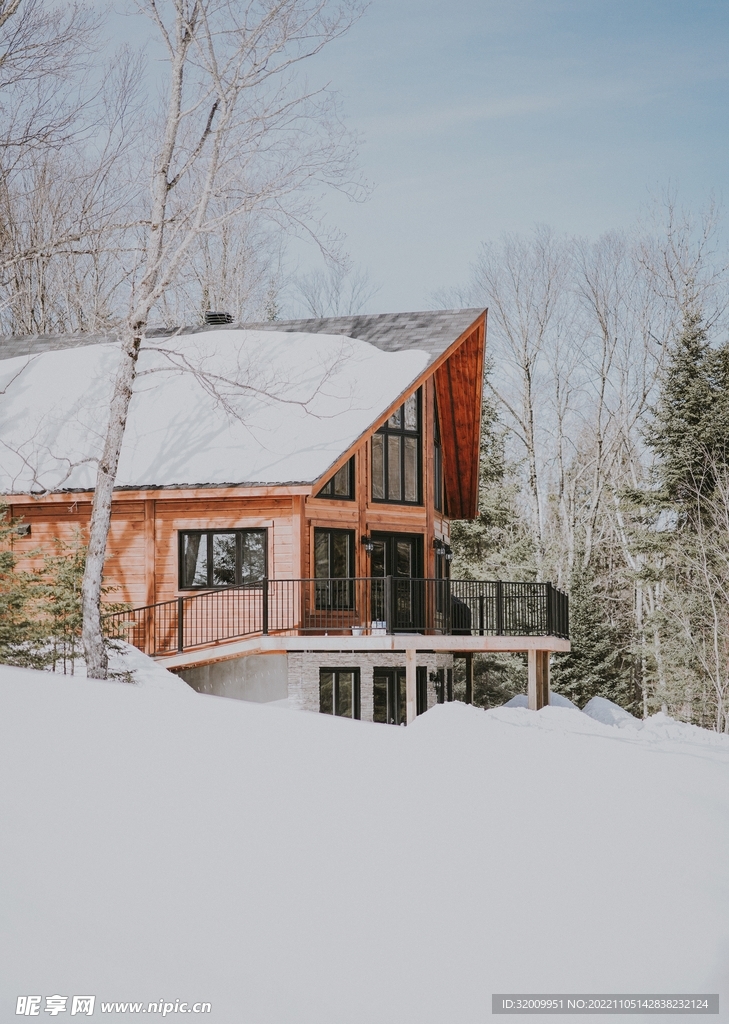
(81, 325, 143, 676)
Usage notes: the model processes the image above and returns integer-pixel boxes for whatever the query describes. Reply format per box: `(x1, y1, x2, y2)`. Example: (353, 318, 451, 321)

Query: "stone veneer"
(287, 650, 454, 721)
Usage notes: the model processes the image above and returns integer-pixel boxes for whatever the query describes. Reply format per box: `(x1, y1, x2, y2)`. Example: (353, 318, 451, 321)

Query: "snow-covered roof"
(0, 310, 483, 493)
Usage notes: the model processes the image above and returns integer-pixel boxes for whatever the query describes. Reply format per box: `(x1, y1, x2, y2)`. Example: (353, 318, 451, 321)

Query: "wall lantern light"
(361, 535, 374, 554)
(434, 538, 454, 562)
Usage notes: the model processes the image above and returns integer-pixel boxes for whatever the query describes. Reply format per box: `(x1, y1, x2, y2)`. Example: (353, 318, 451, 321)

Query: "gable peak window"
(317, 456, 355, 499)
(371, 389, 421, 505)
(434, 393, 443, 513)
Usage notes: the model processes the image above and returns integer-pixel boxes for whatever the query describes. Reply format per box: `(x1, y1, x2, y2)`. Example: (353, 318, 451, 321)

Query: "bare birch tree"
(81, 0, 365, 677)
(468, 226, 570, 576)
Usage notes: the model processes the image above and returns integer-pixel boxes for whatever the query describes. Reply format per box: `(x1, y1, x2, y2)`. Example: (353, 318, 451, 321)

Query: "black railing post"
(479, 594, 485, 636)
(385, 575, 393, 633)
(262, 577, 269, 635)
(496, 580, 504, 635)
(546, 582, 553, 636)
(177, 596, 184, 653)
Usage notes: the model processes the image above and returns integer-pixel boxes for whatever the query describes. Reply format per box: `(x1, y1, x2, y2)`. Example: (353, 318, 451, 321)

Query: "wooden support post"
(528, 649, 538, 710)
(540, 650, 550, 709)
(406, 648, 417, 725)
(528, 650, 549, 710)
(465, 652, 473, 704)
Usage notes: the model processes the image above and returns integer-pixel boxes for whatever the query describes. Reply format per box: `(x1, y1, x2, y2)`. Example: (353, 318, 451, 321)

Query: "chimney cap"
(204, 310, 234, 325)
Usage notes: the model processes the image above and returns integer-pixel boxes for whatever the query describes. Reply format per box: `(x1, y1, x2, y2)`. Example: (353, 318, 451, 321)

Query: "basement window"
(320, 669, 361, 719)
(179, 529, 267, 589)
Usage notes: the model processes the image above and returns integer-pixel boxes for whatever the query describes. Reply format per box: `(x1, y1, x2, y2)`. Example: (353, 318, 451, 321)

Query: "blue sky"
(297, 0, 729, 310)
(114, 0, 729, 313)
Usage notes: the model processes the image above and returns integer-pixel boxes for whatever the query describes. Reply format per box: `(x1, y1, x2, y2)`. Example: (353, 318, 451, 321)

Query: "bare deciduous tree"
(81, 0, 366, 677)
(291, 262, 379, 317)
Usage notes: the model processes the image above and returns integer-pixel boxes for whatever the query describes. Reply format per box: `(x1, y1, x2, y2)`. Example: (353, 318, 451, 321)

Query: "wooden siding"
(434, 317, 485, 519)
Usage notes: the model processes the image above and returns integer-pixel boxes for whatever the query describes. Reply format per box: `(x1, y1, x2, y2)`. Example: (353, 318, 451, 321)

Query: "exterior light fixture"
(445, 547, 454, 563)
(361, 535, 374, 554)
(433, 538, 446, 557)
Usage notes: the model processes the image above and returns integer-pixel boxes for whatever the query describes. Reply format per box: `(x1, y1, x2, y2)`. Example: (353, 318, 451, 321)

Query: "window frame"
(371, 388, 422, 506)
(313, 527, 356, 609)
(319, 668, 361, 719)
(178, 528, 268, 590)
(434, 392, 443, 513)
(316, 456, 355, 500)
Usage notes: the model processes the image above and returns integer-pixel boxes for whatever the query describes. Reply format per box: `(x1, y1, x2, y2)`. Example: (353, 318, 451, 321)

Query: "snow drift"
(1, 660, 728, 1023)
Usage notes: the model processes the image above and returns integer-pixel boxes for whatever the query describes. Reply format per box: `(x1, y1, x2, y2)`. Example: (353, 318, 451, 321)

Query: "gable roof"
(0, 308, 484, 363)
(241, 309, 484, 359)
(0, 310, 485, 498)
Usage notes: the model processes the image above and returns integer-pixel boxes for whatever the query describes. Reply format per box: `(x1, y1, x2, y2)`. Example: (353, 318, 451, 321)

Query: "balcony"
(104, 577, 569, 659)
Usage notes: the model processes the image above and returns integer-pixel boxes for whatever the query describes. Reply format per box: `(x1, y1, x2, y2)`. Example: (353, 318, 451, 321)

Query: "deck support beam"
(528, 650, 550, 710)
(406, 648, 417, 724)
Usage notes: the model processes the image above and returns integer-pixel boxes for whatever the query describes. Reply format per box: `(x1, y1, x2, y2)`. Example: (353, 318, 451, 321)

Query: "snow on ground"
(2, 661, 728, 1023)
(504, 691, 580, 710)
(0, 329, 430, 492)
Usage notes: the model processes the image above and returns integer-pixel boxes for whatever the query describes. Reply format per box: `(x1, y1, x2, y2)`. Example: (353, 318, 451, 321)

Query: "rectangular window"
(434, 394, 443, 512)
(320, 669, 361, 719)
(317, 456, 355, 499)
(179, 529, 267, 589)
(416, 666, 428, 716)
(371, 389, 422, 505)
(314, 528, 355, 609)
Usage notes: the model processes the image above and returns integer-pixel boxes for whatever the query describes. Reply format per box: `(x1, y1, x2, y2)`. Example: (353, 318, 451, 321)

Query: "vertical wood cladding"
(434, 319, 485, 519)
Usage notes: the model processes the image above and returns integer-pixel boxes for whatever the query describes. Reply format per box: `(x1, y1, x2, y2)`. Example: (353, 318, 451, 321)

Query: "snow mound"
(581, 697, 729, 748)
(503, 691, 579, 710)
(108, 642, 195, 694)
(583, 695, 638, 727)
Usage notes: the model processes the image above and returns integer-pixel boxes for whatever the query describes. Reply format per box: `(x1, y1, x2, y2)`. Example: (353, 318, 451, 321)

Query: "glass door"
(373, 668, 406, 725)
(370, 533, 424, 631)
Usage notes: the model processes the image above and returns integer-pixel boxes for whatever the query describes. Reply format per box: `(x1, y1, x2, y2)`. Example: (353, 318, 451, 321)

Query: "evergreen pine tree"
(41, 532, 87, 674)
(0, 504, 47, 668)
(550, 562, 638, 711)
(649, 308, 729, 510)
(451, 362, 536, 581)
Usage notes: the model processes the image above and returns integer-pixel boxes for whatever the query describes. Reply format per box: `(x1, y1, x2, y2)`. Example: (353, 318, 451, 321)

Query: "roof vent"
(204, 310, 234, 325)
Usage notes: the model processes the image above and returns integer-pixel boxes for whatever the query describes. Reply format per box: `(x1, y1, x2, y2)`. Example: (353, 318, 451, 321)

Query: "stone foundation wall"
(287, 650, 454, 721)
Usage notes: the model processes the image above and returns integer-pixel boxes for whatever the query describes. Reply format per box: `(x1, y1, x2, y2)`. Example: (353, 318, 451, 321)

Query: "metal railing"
(103, 577, 569, 657)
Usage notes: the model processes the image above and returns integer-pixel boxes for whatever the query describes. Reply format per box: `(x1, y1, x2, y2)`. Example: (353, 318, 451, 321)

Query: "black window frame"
(416, 666, 428, 716)
(178, 528, 268, 590)
(371, 388, 422, 506)
(317, 456, 355, 500)
(313, 527, 356, 609)
(319, 668, 361, 719)
(434, 392, 444, 513)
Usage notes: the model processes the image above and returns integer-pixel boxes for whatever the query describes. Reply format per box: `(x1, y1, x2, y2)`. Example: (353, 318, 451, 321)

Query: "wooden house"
(0, 309, 569, 719)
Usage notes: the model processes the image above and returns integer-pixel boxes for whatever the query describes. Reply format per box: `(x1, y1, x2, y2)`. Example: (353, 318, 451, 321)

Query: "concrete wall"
(287, 650, 453, 721)
(178, 653, 288, 703)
